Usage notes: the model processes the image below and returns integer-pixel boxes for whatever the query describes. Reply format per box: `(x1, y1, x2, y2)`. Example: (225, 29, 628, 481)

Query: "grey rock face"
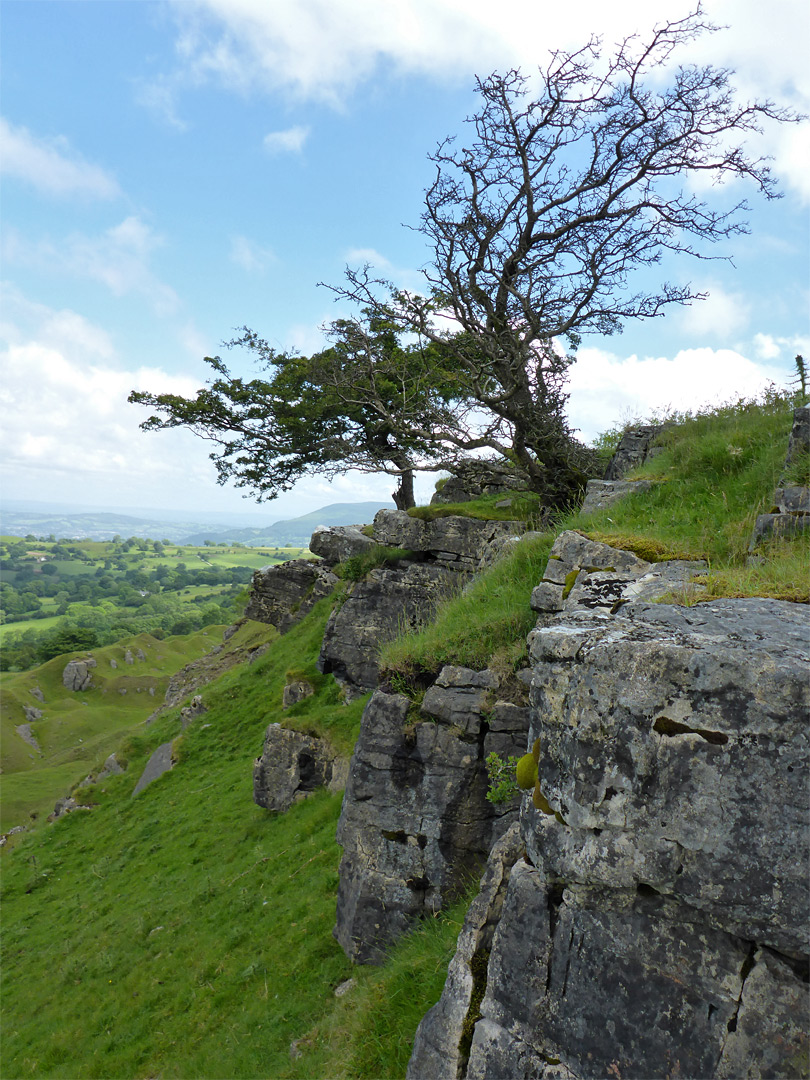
(529, 530, 706, 614)
(318, 561, 460, 696)
(430, 460, 530, 505)
(579, 477, 653, 514)
(244, 559, 338, 633)
(132, 741, 175, 796)
(465, 865, 808, 1080)
(372, 511, 523, 570)
(29, 687, 45, 703)
(23, 705, 43, 722)
(62, 657, 96, 691)
(334, 673, 528, 964)
(603, 424, 669, 480)
(282, 679, 315, 708)
(524, 598, 810, 957)
(407, 823, 524, 1080)
(253, 724, 345, 812)
(308, 524, 376, 565)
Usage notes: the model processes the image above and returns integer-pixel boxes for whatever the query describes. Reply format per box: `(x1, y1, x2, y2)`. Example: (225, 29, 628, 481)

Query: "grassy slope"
(0, 622, 276, 833)
(1, 395, 806, 1079)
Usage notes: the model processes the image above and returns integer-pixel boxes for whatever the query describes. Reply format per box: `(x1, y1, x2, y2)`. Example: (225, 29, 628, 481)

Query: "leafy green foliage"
(130, 315, 468, 510)
(485, 752, 521, 804)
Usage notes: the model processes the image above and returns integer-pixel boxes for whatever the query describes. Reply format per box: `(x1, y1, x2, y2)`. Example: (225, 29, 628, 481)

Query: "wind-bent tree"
(132, 9, 798, 509)
(129, 316, 468, 510)
(331, 8, 798, 499)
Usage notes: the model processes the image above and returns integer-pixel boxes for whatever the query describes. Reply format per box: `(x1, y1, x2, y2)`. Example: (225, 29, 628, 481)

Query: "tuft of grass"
(380, 534, 553, 685)
(334, 545, 418, 583)
(406, 491, 542, 525)
(284, 891, 474, 1080)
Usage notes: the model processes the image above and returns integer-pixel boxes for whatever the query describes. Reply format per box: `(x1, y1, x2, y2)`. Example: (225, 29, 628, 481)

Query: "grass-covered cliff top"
(381, 390, 807, 685)
(1, 390, 806, 1080)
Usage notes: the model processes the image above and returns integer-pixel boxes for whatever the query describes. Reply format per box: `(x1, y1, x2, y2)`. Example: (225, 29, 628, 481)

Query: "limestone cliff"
(408, 553, 809, 1079)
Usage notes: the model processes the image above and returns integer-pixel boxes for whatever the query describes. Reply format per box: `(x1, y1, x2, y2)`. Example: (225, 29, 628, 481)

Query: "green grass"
(380, 532, 554, 684)
(0, 597, 444, 1080)
(406, 490, 543, 524)
(0, 622, 276, 832)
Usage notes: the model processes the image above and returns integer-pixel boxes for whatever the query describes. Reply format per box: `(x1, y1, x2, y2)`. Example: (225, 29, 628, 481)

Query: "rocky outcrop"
(244, 559, 338, 633)
(253, 724, 347, 813)
(413, 572, 810, 1077)
(318, 561, 461, 696)
(62, 657, 96, 691)
(430, 460, 530, 505)
(132, 741, 175, 797)
(282, 678, 315, 708)
(603, 423, 669, 480)
(308, 524, 376, 565)
(372, 510, 523, 571)
(750, 404, 810, 550)
(334, 667, 528, 964)
(530, 530, 706, 614)
(579, 477, 653, 514)
(317, 514, 525, 698)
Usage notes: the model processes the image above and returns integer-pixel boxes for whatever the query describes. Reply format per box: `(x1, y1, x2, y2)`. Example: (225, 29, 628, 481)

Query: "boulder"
(244, 559, 338, 634)
(529, 530, 706, 614)
(334, 672, 528, 964)
(62, 657, 96, 692)
(603, 423, 669, 480)
(308, 525, 376, 565)
(282, 679, 315, 708)
(253, 724, 346, 812)
(132, 741, 175, 797)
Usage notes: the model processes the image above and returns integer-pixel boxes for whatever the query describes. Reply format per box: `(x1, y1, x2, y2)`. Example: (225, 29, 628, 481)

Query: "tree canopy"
(132, 8, 797, 509)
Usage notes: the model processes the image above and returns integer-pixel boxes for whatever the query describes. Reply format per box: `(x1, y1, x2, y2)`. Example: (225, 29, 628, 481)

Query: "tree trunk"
(392, 467, 415, 510)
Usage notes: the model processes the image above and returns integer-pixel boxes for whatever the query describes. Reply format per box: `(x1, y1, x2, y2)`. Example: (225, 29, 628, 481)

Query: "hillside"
(0, 393, 807, 1079)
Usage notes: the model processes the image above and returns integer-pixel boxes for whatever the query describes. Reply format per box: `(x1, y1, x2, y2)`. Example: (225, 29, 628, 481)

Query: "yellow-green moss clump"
(515, 753, 537, 790)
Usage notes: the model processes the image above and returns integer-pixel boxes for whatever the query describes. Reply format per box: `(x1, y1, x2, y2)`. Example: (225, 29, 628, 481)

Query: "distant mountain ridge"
(0, 501, 393, 545)
(184, 502, 394, 546)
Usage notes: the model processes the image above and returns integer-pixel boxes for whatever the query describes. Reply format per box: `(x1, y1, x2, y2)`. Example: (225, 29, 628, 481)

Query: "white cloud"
(163, 0, 809, 195)
(133, 78, 188, 131)
(753, 331, 810, 362)
(229, 234, 276, 272)
(0, 117, 120, 199)
(678, 285, 751, 341)
(344, 247, 392, 270)
(2, 217, 179, 315)
(567, 344, 788, 442)
(263, 125, 309, 153)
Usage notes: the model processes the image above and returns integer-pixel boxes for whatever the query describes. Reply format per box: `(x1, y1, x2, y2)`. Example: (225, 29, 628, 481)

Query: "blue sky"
(1, 0, 808, 520)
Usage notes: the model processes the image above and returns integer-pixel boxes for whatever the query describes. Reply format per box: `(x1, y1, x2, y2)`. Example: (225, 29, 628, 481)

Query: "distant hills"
(0, 500, 394, 545)
(183, 502, 394, 546)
